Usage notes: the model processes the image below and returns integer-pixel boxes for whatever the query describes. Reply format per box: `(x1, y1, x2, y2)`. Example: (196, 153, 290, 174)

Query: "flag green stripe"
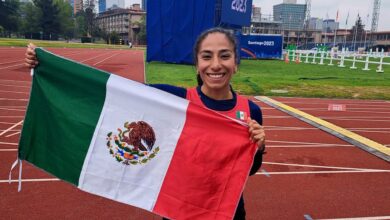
(19, 48, 110, 185)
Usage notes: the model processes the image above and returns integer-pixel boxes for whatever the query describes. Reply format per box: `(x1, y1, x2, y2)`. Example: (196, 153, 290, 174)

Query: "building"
(95, 4, 145, 44)
(99, 0, 106, 13)
(273, 2, 306, 30)
(283, 0, 297, 3)
(142, 0, 146, 11)
(308, 17, 323, 30)
(74, 0, 83, 14)
(106, 0, 125, 10)
(322, 19, 339, 33)
(251, 5, 261, 23)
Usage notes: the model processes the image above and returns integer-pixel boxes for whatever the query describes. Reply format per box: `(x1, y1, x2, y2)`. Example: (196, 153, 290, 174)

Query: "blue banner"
(221, 0, 252, 27)
(239, 35, 283, 59)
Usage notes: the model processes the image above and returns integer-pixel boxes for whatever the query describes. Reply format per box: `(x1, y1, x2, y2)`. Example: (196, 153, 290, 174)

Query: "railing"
(284, 48, 390, 73)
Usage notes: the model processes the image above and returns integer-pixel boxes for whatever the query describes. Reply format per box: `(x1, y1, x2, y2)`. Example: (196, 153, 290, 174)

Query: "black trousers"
(162, 195, 246, 220)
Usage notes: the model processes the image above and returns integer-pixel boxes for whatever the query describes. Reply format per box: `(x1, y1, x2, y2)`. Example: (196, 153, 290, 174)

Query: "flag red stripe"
(153, 102, 256, 219)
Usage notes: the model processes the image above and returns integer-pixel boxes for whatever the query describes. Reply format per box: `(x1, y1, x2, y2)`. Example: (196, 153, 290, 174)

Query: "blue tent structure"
(146, 0, 252, 64)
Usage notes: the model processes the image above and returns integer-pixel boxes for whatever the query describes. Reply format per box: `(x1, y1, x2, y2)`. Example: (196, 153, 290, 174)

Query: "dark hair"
(193, 27, 239, 85)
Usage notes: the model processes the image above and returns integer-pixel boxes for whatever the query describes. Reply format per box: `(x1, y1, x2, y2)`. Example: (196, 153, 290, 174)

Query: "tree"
(136, 15, 146, 45)
(0, 0, 21, 37)
(54, 0, 74, 40)
(19, 2, 41, 39)
(33, 0, 60, 40)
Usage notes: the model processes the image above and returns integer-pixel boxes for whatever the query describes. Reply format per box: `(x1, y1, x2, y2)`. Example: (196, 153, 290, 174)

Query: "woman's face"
(196, 32, 237, 94)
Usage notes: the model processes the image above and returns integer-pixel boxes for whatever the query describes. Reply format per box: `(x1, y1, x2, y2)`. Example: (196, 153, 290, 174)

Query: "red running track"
(1, 47, 389, 219)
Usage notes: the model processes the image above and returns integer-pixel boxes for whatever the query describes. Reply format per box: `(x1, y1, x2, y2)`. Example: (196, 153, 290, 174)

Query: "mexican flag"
(18, 48, 257, 219)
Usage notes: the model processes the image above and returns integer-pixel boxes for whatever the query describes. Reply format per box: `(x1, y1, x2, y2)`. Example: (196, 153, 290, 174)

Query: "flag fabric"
(18, 48, 257, 219)
(236, 111, 247, 121)
(345, 11, 349, 26)
(336, 10, 339, 22)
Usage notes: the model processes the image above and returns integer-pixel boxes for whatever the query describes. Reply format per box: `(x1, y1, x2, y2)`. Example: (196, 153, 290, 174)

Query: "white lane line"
(0, 120, 23, 136)
(317, 216, 390, 220)
(0, 90, 29, 94)
(0, 59, 24, 65)
(256, 170, 390, 175)
(0, 142, 18, 145)
(93, 53, 119, 66)
(321, 118, 390, 122)
(263, 116, 291, 118)
(1, 178, 60, 183)
(350, 130, 390, 134)
(322, 116, 390, 119)
(267, 127, 318, 131)
(263, 162, 390, 172)
(0, 107, 26, 111)
(0, 83, 30, 89)
(0, 149, 17, 151)
(0, 79, 30, 84)
(6, 131, 20, 137)
(0, 98, 28, 101)
(0, 116, 24, 118)
(0, 63, 24, 70)
(267, 145, 354, 148)
(266, 140, 353, 146)
(79, 52, 112, 63)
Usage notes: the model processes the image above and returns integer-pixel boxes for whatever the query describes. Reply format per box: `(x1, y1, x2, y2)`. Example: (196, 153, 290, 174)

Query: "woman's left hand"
(247, 117, 265, 151)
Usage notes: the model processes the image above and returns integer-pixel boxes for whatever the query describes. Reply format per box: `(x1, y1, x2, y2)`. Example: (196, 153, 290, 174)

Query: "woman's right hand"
(25, 43, 38, 69)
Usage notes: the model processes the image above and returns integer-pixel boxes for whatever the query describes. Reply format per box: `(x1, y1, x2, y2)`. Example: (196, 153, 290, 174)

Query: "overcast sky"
(126, 0, 390, 32)
(253, 0, 390, 31)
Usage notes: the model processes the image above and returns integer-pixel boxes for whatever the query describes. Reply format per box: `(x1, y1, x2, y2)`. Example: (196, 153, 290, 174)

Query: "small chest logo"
(106, 121, 160, 165)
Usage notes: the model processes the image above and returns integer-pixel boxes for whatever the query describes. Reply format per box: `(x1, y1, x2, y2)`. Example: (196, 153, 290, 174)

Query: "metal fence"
(284, 48, 390, 73)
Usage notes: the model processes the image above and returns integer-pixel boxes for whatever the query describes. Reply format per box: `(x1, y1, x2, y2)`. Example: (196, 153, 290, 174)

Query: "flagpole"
(343, 11, 349, 50)
(364, 14, 369, 50)
(333, 10, 339, 48)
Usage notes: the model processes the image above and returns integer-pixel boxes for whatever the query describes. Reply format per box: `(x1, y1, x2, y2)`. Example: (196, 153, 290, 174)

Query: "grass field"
(2, 38, 389, 100)
(146, 58, 390, 100)
(0, 38, 133, 49)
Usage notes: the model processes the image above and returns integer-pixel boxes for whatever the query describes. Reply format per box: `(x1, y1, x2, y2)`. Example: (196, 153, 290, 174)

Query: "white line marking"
(267, 140, 352, 146)
(256, 170, 390, 175)
(0, 107, 26, 111)
(0, 90, 29, 94)
(0, 78, 28, 82)
(263, 162, 390, 172)
(93, 53, 119, 66)
(317, 216, 390, 220)
(0, 63, 24, 70)
(0, 116, 24, 118)
(322, 118, 390, 122)
(0, 83, 30, 89)
(0, 120, 23, 136)
(0, 142, 18, 145)
(1, 178, 60, 183)
(0, 59, 23, 65)
(0, 149, 17, 151)
(6, 131, 20, 137)
(79, 52, 112, 63)
(0, 98, 28, 101)
(267, 145, 354, 148)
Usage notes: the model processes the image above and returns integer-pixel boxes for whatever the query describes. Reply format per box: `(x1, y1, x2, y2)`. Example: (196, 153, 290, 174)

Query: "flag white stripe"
(79, 74, 189, 211)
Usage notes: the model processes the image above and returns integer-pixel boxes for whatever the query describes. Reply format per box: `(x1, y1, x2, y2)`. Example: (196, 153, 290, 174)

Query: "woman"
(25, 27, 266, 219)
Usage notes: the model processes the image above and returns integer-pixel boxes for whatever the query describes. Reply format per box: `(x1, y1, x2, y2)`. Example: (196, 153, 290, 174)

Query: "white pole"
(338, 48, 346, 67)
(362, 52, 370, 71)
(305, 51, 310, 63)
(376, 55, 384, 73)
(312, 50, 317, 64)
(319, 51, 325, 65)
(350, 53, 357, 69)
(328, 50, 334, 66)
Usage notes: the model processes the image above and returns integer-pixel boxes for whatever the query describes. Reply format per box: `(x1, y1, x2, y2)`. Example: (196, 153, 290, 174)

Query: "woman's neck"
(200, 85, 233, 100)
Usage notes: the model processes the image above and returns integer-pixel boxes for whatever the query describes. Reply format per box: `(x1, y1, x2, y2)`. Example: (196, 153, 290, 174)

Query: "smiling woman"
(24, 27, 266, 220)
